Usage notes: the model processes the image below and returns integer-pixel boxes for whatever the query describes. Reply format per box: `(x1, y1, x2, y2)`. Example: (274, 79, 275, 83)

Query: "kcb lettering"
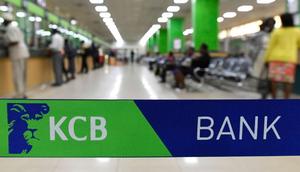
(50, 116, 107, 141)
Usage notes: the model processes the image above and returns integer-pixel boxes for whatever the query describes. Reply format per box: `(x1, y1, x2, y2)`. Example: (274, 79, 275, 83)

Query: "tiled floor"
(2, 64, 300, 172)
(29, 64, 260, 99)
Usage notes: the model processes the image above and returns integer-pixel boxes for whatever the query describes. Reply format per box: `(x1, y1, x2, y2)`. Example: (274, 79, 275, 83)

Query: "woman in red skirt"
(264, 13, 300, 99)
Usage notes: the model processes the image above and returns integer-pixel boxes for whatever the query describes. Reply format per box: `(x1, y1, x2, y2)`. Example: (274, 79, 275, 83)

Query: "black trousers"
(81, 56, 89, 73)
(161, 64, 176, 83)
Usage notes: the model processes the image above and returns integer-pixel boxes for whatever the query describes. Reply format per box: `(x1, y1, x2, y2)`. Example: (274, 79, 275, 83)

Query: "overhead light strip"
(89, 0, 124, 46)
(139, 0, 189, 46)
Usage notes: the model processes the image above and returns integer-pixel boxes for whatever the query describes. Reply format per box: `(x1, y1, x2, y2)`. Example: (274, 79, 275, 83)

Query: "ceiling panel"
(47, 0, 286, 44)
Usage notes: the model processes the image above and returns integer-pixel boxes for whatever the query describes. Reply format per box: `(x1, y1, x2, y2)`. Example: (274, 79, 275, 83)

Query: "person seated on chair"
(160, 52, 176, 83)
(174, 44, 211, 88)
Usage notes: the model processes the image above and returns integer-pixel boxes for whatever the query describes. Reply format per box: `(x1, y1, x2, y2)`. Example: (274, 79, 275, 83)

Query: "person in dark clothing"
(91, 42, 100, 69)
(175, 44, 211, 88)
(130, 50, 135, 63)
(160, 52, 176, 83)
(64, 39, 77, 80)
(80, 41, 89, 74)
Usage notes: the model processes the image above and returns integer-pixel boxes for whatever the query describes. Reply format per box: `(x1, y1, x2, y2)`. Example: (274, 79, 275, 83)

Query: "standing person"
(80, 41, 89, 74)
(253, 18, 276, 99)
(130, 50, 135, 63)
(91, 42, 99, 70)
(3, 13, 30, 98)
(264, 13, 300, 99)
(64, 39, 77, 80)
(49, 29, 64, 87)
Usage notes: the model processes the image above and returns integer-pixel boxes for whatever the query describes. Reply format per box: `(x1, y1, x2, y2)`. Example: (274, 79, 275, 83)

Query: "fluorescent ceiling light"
(217, 17, 224, 23)
(223, 12, 237, 18)
(89, 0, 104, 4)
(158, 17, 168, 23)
(35, 16, 42, 22)
(139, 24, 161, 46)
(174, 0, 189, 4)
(100, 12, 111, 18)
(183, 28, 193, 36)
(95, 5, 108, 12)
(0, 17, 4, 23)
(71, 19, 77, 25)
(12, 21, 18, 26)
(237, 5, 254, 12)
(29, 16, 35, 22)
(257, 0, 276, 4)
(167, 6, 180, 12)
(0, 5, 9, 12)
(162, 12, 173, 18)
(16, 11, 27, 18)
(103, 17, 113, 23)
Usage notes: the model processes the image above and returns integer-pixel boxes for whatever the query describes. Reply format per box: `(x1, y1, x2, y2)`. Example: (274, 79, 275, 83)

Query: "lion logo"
(7, 103, 50, 154)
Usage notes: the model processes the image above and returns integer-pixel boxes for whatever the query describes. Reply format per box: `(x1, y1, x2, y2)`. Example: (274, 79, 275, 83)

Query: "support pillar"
(192, 0, 219, 51)
(167, 18, 184, 52)
(157, 28, 168, 55)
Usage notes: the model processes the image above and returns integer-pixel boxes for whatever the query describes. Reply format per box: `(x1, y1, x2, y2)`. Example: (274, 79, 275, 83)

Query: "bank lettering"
(197, 116, 281, 141)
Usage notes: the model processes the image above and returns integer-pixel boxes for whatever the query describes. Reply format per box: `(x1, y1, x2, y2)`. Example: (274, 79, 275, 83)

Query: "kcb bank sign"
(0, 100, 300, 157)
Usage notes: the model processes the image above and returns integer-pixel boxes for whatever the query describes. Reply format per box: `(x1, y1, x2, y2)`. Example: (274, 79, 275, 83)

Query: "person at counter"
(64, 39, 77, 80)
(49, 29, 65, 87)
(3, 13, 30, 98)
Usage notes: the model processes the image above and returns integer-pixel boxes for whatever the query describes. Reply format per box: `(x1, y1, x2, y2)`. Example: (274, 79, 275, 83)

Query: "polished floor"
(2, 64, 300, 172)
(29, 64, 260, 99)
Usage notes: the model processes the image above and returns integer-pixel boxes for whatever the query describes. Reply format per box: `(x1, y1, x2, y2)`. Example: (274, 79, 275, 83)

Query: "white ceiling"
(47, 0, 286, 44)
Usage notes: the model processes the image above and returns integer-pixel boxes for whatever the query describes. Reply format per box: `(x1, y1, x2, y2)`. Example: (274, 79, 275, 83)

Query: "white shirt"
(4, 23, 30, 60)
(49, 33, 64, 52)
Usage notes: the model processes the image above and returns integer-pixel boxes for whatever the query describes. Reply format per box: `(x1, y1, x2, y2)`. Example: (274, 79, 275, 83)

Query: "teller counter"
(0, 56, 94, 97)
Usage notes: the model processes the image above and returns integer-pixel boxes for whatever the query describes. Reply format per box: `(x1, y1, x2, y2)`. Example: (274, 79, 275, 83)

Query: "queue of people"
(2, 12, 104, 98)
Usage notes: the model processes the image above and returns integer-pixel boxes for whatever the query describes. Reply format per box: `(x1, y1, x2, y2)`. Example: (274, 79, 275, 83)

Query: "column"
(192, 0, 219, 51)
(148, 36, 154, 53)
(157, 28, 168, 54)
(167, 18, 184, 52)
(152, 34, 158, 52)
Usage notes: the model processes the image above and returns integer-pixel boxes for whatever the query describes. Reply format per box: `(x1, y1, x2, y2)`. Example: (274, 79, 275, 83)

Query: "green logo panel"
(0, 100, 171, 157)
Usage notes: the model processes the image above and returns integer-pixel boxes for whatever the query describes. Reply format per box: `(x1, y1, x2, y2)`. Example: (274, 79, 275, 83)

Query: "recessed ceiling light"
(0, 5, 9, 12)
(35, 16, 42, 22)
(158, 17, 168, 23)
(99, 12, 111, 18)
(223, 12, 237, 18)
(29, 16, 35, 22)
(16, 11, 27, 18)
(89, 0, 104, 4)
(217, 17, 224, 23)
(95, 5, 108, 12)
(174, 0, 189, 4)
(162, 12, 173, 18)
(257, 0, 276, 4)
(103, 17, 113, 23)
(167, 6, 180, 12)
(71, 19, 77, 25)
(237, 5, 254, 12)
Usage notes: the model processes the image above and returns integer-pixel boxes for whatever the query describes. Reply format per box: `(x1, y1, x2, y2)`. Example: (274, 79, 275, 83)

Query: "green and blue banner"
(0, 99, 299, 157)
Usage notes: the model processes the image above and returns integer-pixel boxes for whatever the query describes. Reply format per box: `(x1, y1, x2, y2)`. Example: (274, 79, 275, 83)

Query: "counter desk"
(0, 55, 95, 97)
